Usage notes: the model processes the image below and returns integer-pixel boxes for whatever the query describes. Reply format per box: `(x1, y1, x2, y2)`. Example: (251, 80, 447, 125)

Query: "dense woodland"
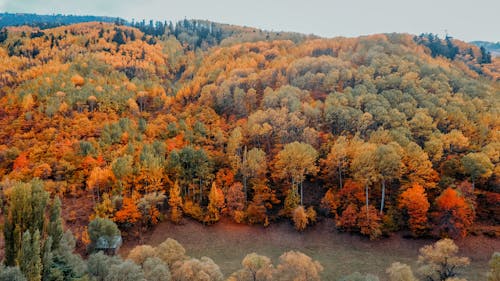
(0, 18, 499, 280)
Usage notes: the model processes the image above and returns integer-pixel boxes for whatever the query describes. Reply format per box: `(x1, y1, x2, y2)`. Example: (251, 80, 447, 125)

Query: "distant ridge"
(0, 12, 123, 29)
(471, 41, 500, 57)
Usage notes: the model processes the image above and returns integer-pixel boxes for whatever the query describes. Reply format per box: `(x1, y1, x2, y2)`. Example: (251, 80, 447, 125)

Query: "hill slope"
(0, 22, 498, 245)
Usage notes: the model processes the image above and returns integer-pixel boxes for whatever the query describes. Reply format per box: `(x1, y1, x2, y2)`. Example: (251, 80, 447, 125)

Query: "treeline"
(415, 33, 492, 65)
(1, 180, 497, 280)
(0, 12, 120, 29)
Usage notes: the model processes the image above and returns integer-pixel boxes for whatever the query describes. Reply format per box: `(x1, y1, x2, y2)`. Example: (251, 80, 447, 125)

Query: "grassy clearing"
(121, 218, 499, 280)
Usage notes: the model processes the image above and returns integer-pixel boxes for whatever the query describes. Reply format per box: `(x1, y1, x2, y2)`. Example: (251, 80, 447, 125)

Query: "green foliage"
(4, 180, 49, 266)
(19, 230, 42, 281)
(87, 252, 122, 281)
(87, 218, 121, 253)
(48, 197, 64, 251)
(0, 265, 26, 281)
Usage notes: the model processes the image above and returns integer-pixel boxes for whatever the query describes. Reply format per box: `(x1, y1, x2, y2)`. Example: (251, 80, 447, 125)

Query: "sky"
(0, 0, 498, 42)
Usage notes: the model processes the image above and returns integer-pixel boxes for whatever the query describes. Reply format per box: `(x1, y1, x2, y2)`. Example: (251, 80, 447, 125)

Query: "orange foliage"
(13, 152, 29, 171)
(114, 197, 141, 225)
(433, 187, 474, 238)
(399, 183, 430, 236)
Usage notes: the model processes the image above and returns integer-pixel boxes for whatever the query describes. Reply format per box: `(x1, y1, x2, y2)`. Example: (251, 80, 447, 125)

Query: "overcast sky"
(0, 0, 498, 42)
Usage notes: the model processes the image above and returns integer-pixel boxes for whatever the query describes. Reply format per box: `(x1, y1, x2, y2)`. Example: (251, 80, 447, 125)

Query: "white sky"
(0, 0, 498, 42)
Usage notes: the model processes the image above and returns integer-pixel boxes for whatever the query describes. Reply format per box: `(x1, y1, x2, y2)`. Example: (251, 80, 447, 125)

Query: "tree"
(127, 245, 157, 266)
(433, 188, 474, 238)
(48, 196, 64, 250)
(114, 197, 142, 226)
(322, 136, 350, 189)
(399, 183, 430, 236)
(357, 205, 382, 240)
(105, 260, 146, 281)
(275, 251, 323, 281)
(143, 257, 171, 281)
(171, 257, 223, 281)
(372, 143, 403, 214)
(386, 262, 417, 281)
(4, 180, 49, 266)
(479, 46, 492, 64)
(461, 152, 494, 191)
(239, 253, 274, 281)
(403, 142, 438, 189)
(169, 181, 184, 224)
(19, 230, 42, 281)
(112, 155, 133, 191)
(87, 218, 121, 253)
(292, 206, 308, 231)
(274, 142, 318, 205)
(155, 238, 186, 268)
(87, 252, 122, 281)
(417, 239, 470, 281)
(351, 142, 377, 221)
(226, 182, 246, 222)
(241, 147, 267, 202)
(206, 182, 225, 224)
(320, 188, 338, 217)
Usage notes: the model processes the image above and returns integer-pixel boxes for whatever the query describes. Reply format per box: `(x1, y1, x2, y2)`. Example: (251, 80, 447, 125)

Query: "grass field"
(120, 218, 499, 280)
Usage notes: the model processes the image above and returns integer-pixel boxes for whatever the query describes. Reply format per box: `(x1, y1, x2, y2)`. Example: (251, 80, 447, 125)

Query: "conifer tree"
(48, 197, 63, 251)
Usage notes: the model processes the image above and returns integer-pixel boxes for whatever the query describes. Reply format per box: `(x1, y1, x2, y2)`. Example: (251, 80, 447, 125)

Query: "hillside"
(0, 20, 499, 248)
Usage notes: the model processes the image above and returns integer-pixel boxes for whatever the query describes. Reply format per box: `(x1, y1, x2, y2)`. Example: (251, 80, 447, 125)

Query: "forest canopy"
(0, 19, 498, 249)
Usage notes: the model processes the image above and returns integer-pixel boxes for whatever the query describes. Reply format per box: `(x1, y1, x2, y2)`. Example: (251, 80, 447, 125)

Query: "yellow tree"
(206, 182, 225, 224)
(274, 142, 318, 205)
(169, 181, 183, 224)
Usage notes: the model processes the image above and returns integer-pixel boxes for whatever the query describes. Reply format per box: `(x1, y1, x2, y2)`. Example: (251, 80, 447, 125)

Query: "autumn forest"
(0, 14, 499, 281)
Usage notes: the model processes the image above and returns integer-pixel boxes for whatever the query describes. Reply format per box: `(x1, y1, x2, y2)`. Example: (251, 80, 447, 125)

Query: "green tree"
(143, 257, 171, 281)
(105, 260, 146, 281)
(48, 197, 63, 251)
(87, 218, 121, 253)
(4, 180, 49, 266)
(19, 230, 42, 281)
(461, 152, 494, 191)
(87, 252, 122, 281)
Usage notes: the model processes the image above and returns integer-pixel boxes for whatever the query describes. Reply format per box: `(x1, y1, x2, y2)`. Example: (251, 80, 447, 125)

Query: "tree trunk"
(380, 179, 386, 214)
(300, 181, 303, 206)
(472, 180, 475, 192)
(365, 183, 369, 220)
(338, 163, 343, 189)
(199, 178, 203, 204)
(243, 175, 247, 203)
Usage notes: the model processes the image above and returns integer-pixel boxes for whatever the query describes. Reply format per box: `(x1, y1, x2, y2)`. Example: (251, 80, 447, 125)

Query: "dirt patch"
(120, 218, 499, 280)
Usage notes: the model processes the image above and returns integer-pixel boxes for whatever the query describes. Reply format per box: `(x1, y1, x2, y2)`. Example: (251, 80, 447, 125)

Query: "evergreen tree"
(19, 230, 42, 281)
(48, 197, 63, 251)
(4, 180, 49, 266)
(41, 237, 53, 281)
